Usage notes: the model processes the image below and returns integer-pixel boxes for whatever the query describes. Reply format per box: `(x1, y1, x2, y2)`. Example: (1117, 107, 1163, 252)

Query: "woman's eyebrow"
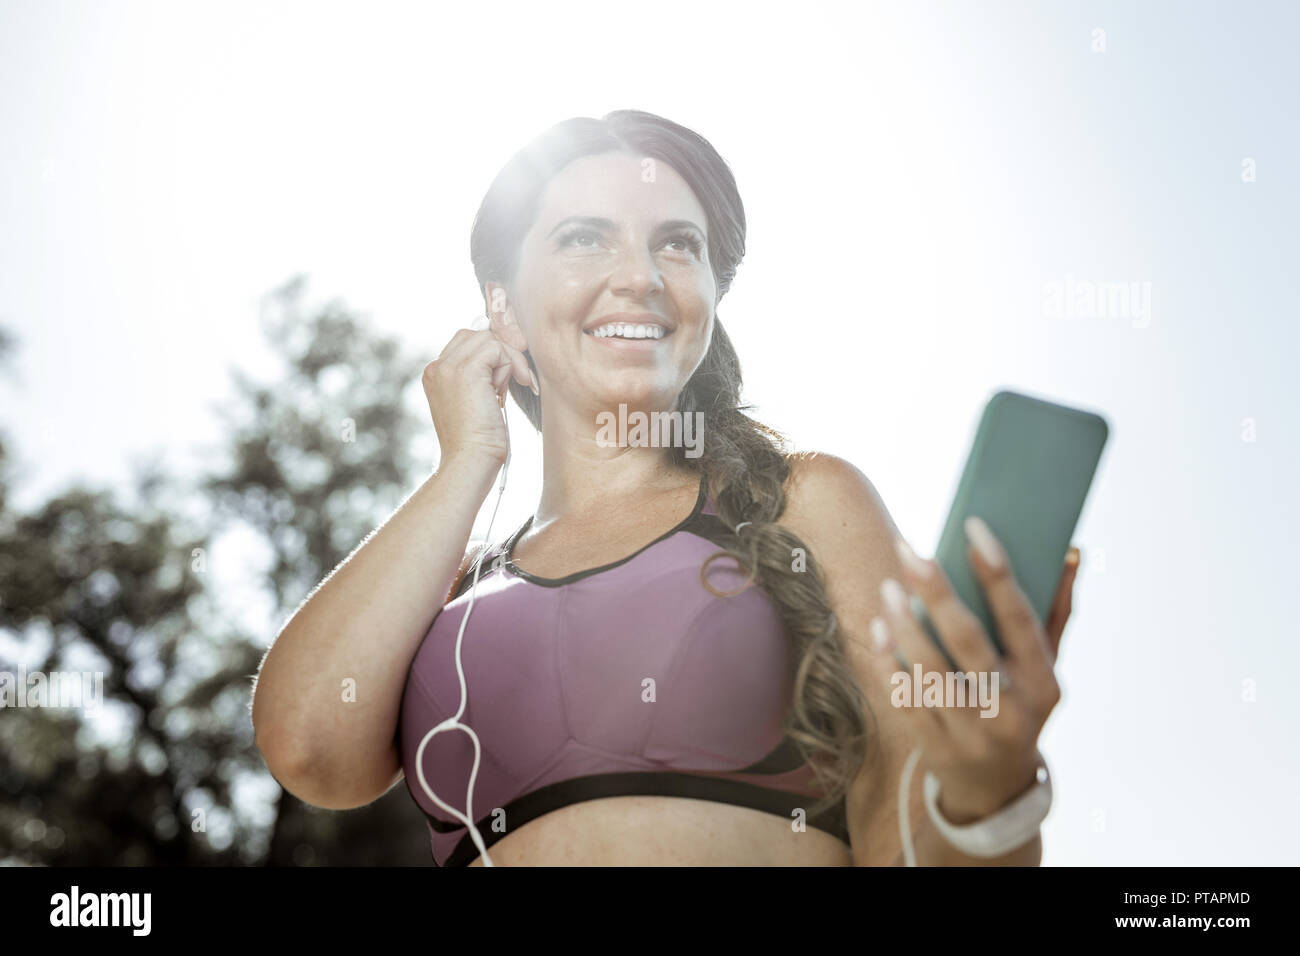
(656, 219, 705, 236)
(545, 216, 705, 239)
(547, 216, 614, 238)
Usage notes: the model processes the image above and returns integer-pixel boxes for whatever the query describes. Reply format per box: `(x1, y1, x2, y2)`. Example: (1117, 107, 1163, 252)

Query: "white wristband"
(899, 747, 1052, 864)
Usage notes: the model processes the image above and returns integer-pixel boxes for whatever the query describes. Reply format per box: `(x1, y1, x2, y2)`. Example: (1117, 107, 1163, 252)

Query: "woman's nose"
(607, 242, 666, 298)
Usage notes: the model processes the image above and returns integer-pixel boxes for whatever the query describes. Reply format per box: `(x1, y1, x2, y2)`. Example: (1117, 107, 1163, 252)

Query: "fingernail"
(894, 537, 931, 580)
(869, 616, 891, 651)
(880, 577, 907, 616)
(529, 369, 540, 397)
(964, 516, 1005, 570)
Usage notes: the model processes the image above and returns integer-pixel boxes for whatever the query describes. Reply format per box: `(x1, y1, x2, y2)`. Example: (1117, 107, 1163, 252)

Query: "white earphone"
(414, 318, 516, 868)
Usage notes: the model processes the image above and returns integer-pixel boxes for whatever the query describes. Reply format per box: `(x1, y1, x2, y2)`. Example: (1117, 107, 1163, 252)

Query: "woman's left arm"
(782, 452, 1080, 866)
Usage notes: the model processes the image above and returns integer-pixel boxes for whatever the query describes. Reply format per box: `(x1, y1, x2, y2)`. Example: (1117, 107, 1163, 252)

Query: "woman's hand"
(863, 520, 1081, 823)
(423, 318, 537, 469)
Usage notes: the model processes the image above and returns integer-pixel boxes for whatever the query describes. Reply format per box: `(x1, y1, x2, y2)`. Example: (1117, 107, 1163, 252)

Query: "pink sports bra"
(396, 472, 851, 865)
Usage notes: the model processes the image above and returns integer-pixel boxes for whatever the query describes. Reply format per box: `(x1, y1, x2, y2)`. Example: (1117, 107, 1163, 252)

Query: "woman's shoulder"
(780, 451, 901, 557)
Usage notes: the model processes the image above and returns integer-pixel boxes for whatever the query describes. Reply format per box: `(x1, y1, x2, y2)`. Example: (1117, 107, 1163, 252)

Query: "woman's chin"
(591, 389, 674, 413)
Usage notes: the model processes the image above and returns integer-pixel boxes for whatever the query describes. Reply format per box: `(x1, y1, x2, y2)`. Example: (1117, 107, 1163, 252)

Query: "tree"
(0, 277, 438, 864)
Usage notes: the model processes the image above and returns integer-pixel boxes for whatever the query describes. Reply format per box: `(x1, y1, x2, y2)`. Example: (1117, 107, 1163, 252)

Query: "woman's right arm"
(251, 454, 500, 808)
(251, 319, 534, 809)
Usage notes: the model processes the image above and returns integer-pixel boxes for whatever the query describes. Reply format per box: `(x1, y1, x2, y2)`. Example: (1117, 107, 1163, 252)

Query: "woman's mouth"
(583, 320, 672, 349)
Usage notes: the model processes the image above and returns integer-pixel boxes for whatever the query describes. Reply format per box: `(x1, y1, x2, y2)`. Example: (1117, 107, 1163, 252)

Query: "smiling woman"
(250, 109, 1071, 869)
(390, 110, 880, 866)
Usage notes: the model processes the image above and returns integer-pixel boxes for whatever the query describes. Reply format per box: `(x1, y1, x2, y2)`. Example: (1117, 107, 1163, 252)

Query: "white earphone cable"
(414, 385, 511, 868)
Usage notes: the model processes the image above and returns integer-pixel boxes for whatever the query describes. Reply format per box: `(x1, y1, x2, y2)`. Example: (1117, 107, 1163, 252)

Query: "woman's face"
(490, 150, 717, 421)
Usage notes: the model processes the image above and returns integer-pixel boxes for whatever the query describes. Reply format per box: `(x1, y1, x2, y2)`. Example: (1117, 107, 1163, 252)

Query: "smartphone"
(912, 389, 1110, 663)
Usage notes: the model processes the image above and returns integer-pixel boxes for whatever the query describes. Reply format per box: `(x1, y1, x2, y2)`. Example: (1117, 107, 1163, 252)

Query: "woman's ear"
(485, 282, 528, 352)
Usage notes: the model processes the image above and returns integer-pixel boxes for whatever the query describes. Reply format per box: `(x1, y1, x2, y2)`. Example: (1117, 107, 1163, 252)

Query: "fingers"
(513, 352, 539, 397)
(1044, 546, 1080, 661)
(844, 610, 945, 741)
(491, 360, 514, 397)
(440, 325, 535, 399)
(875, 570, 949, 679)
(482, 326, 536, 397)
(964, 516, 1059, 695)
(485, 302, 536, 394)
(893, 537, 1001, 678)
(435, 327, 479, 361)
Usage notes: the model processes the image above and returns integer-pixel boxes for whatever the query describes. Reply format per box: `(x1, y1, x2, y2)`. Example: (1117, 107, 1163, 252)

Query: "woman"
(251, 109, 1080, 867)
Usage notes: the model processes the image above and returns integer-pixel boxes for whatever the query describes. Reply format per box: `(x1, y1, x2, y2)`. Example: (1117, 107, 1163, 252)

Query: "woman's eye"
(558, 227, 703, 258)
(665, 233, 704, 257)
(559, 228, 601, 248)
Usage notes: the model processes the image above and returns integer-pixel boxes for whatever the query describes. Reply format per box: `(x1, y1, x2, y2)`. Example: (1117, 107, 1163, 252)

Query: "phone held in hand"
(913, 389, 1110, 663)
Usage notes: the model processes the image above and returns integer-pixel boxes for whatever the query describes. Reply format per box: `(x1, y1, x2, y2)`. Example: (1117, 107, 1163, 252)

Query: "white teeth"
(592, 323, 665, 339)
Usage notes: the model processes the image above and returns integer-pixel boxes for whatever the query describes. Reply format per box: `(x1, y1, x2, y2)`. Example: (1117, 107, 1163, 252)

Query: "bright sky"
(2, 0, 1297, 865)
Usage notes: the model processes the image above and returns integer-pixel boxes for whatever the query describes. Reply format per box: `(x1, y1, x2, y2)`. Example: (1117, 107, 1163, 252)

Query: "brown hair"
(469, 110, 874, 821)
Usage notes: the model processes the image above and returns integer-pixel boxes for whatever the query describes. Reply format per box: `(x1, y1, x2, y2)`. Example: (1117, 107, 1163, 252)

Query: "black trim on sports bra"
(499, 472, 710, 588)
(450, 472, 743, 601)
(427, 770, 852, 867)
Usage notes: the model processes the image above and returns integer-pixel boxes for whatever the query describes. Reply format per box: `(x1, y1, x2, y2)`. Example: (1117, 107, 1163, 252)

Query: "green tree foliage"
(0, 277, 440, 864)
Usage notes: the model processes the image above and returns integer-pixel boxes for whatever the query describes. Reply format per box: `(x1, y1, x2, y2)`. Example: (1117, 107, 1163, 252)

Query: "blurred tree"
(0, 471, 231, 864)
(203, 276, 434, 865)
(0, 278, 439, 864)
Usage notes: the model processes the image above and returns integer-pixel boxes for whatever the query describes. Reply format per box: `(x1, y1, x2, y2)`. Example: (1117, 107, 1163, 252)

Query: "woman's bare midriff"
(465, 795, 854, 866)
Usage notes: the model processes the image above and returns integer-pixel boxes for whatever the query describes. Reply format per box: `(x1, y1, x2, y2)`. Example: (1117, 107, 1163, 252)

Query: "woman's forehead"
(531, 152, 707, 232)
